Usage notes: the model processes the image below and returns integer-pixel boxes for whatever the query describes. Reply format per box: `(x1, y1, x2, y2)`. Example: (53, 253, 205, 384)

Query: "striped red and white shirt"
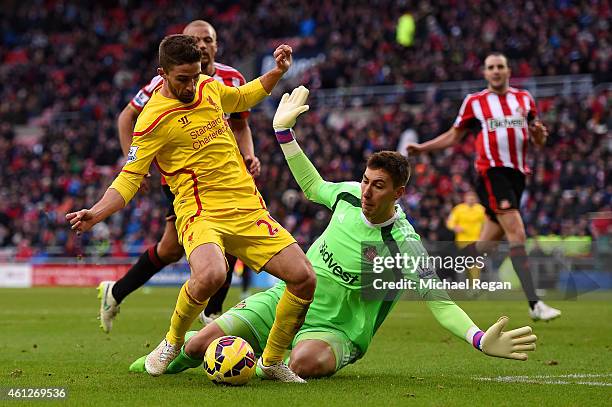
(453, 87, 537, 174)
(130, 61, 249, 120)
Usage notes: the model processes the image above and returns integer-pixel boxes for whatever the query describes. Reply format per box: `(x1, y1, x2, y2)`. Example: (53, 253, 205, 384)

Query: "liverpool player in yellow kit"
(67, 35, 315, 382)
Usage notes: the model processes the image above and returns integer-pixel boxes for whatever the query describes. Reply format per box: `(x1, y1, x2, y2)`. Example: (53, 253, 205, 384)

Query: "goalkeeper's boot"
(129, 356, 147, 373)
(98, 281, 119, 333)
(529, 301, 561, 321)
(145, 339, 181, 376)
(256, 358, 306, 383)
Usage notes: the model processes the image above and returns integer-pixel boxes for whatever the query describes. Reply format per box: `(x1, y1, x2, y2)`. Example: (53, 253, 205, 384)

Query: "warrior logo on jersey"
(178, 114, 191, 128)
(126, 146, 138, 163)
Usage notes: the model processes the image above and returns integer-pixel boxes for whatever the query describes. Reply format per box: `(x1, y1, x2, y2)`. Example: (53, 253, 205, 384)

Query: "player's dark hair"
(366, 151, 411, 188)
(484, 52, 509, 66)
(159, 34, 202, 72)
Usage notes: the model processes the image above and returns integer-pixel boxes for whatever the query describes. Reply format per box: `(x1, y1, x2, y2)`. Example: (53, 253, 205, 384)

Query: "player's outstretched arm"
(259, 44, 293, 93)
(273, 86, 360, 208)
(219, 45, 293, 114)
(406, 126, 466, 156)
(66, 188, 125, 233)
(68, 117, 166, 233)
(426, 300, 536, 360)
(272, 86, 325, 202)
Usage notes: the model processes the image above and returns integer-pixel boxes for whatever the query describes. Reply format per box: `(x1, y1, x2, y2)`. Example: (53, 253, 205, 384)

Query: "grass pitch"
(1, 287, 610, 406)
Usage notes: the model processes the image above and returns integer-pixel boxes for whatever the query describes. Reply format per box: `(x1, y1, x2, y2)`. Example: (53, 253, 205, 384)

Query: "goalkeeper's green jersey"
(280, 148, 478, 356)
(294, 179, 417, 355)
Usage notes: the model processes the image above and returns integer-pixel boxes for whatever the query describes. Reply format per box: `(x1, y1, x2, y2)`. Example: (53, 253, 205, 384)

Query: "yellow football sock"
(165, 281, 207, 345)
(262, 289, 311, 365)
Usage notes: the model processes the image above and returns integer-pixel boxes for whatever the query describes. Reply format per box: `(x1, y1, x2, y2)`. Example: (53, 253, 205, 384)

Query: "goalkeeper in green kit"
(129, 86, 537, 379)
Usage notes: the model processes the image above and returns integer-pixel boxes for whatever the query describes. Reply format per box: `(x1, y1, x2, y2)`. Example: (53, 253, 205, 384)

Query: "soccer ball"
(204, 336, 256, 385)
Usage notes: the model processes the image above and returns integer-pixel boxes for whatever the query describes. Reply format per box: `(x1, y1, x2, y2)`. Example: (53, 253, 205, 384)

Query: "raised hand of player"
(274, 44, 293, 73)
(480, 316, 537, 361)
(406, 143, 424, 156)
(529, 120, 548, 147)
(66, 209, 97, 233)
(244, 155, 261, 177)
(273, 86, 310, 131)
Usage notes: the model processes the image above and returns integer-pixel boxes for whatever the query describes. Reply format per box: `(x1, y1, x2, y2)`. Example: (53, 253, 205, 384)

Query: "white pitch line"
(473, 373, 612, 387)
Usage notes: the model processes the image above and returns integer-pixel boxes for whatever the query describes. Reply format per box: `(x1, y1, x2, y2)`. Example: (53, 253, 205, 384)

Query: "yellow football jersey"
(110, 75, 269, 239)
(446, 203, 486, 243)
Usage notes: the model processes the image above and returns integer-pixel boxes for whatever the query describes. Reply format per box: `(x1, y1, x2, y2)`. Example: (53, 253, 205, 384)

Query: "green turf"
(0, 287, 610, 406)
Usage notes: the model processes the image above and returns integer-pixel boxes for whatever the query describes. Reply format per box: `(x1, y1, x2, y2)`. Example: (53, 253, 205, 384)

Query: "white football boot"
(529, 301, 561, 321)
(97, 281, 119, 333)
(145, 339, 181, 376)
(256, 358, 306, 383)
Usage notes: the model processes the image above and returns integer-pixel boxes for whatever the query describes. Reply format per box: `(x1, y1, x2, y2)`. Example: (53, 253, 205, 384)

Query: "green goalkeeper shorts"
(214, 284, 360, 372)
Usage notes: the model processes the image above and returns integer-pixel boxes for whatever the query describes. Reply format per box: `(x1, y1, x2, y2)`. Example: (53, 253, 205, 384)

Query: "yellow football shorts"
(180, 208, 296, 271)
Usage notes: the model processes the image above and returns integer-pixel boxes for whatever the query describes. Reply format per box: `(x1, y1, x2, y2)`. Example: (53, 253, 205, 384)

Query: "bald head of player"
(483, 53, 510, 94)
(183, 20, 218, 76)
(361, 151, 410, 224)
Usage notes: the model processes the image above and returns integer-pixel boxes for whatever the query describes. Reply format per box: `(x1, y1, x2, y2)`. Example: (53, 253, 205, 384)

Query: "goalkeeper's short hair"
(366, 151, 410, 187)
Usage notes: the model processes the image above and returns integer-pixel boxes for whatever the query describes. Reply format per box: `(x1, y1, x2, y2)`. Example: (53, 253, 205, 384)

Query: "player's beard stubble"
(168, 80, 196, 104)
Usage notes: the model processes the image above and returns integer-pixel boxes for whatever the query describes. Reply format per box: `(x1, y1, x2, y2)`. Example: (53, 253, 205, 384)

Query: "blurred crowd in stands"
(0, 0, 610, 258)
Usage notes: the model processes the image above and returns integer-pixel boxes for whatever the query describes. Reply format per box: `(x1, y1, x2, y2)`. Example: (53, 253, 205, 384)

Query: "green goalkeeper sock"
(166, 346, 204, 374)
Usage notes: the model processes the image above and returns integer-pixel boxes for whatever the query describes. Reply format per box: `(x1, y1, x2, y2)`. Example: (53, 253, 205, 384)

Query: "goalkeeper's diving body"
(130, 86, 537, 379)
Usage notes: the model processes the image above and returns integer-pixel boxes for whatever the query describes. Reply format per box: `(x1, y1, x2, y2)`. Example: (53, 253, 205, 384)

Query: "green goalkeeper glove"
(475, 316, 537, 360)
(273, 86, 310, 134)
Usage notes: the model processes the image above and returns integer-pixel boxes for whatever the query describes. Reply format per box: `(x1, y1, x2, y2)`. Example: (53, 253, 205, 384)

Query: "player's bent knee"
(290, 349, 335, 378)
(188, 245, 227, 297)
(299, 260, 316, 287)
(185, 323, 225, 359)
(289, 259, 316, 298)
(191, 266, 226, 291)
